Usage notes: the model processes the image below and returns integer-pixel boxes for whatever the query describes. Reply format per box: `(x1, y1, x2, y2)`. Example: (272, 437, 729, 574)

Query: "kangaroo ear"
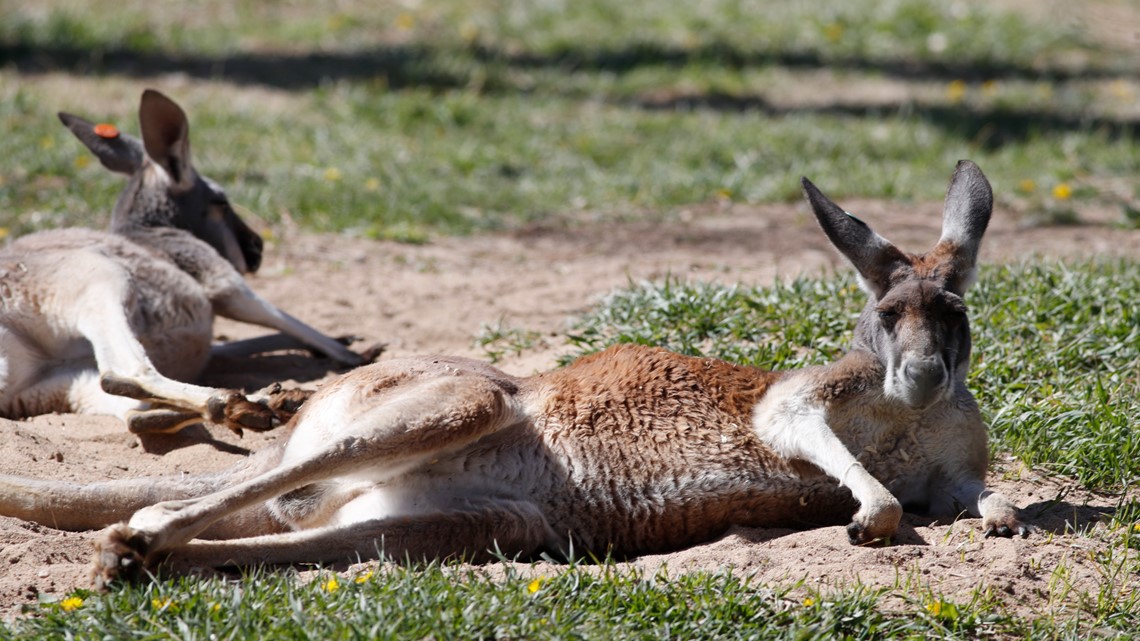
(801, 176, 908, 299)
(936, 160, 993, 294)
(138, 89, 196, 189)
(58, 112, 145, 175)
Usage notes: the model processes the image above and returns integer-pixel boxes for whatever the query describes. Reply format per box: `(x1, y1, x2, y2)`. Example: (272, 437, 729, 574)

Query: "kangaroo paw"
(207, 391, 277, 436)
(91, 523, 150, 591)
(259, 385, 314, 420)
(983, 512, 1031, 539)
(846, 497, 902, 545)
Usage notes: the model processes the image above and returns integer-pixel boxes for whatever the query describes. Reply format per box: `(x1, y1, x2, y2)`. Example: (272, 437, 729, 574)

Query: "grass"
(7, 560, 1137, 640)
(3, 0, 1140, 239)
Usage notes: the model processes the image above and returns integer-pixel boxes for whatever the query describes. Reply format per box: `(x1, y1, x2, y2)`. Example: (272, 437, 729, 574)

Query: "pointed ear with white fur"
(801, 176, 909, 299)
(936, 160, 993, 295)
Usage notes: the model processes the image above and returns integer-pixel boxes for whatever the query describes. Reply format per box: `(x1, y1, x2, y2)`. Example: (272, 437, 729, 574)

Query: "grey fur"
(0, 90, 362, 434)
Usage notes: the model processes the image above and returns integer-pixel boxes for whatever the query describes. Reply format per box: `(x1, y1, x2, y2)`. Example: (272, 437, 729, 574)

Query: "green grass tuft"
(6, 562, 1119, 640)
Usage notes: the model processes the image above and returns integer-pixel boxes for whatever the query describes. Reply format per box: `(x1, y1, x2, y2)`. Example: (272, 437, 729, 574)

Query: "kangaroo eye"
(877, 310, 899, 324)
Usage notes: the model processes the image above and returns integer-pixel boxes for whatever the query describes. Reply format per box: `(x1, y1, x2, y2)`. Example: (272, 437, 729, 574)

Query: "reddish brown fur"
(524, 345, 850, 555)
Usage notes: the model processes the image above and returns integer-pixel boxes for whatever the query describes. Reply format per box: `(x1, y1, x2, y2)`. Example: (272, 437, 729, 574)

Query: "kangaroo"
(0, 89, 363, 435)
(0, 161, 1026, 588)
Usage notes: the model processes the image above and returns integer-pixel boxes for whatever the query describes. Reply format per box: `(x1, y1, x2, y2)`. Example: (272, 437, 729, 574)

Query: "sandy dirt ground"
(1, 200, 1138, 620)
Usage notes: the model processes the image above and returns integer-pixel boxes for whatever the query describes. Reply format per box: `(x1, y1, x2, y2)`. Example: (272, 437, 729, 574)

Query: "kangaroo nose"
(905, 359, 946, 391)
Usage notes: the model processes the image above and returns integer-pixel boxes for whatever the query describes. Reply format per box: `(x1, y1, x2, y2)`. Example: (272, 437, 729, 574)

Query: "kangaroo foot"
(207, 391, 278, 436)
(91, 523, 150, 591)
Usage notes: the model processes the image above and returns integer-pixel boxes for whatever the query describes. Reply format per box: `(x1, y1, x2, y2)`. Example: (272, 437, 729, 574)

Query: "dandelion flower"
(1052, 183, 1072, 200)
(802, 597, 815, 607)
(925, 600, 942, 616)
(527, 578, 543, 594)
(60, 596, 84, 612)
(74, 155, 91, 170)
(946, 80, 967, 103)
(364, 177, 381, 191)
(355, 571, 374, 584)
(1018, 179, 1036, 194)
(823, 23, 844, 43)
(459, 22, 479, 42)
(323, 167, 343, 182)
(395, 12, 416, 31)
(0, 227, 9, 240)
(151, 597, 177, 611)
(322, 576, 340, 593)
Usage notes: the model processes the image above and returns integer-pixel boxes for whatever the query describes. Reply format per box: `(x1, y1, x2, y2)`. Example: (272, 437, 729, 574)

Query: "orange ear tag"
(93, 123, 120, 139)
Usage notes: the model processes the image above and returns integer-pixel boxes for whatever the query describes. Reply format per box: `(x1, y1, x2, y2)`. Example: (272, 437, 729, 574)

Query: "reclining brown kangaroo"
(0, 90, 363, 435)
(0, 161, 1025, 588)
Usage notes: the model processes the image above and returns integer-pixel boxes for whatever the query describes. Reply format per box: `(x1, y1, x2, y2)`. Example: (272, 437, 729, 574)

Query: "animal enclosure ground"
(1, 203, 1137, 626)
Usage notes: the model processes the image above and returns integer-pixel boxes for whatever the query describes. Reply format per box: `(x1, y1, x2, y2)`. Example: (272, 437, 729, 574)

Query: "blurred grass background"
(2, 0, 1140, 240)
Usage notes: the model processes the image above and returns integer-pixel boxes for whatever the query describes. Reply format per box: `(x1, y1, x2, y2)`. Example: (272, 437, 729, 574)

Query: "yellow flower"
(39, 136, 55, 150)
(527, 578, 543, 593)
(1052, 183, 1072, 200)
(823, 22, 844, 43)
(0, 227, 9, 240)
(946, 80, 967, 103)
(1132, 522, 1140, 533)
(323, 167, 343, 182)
(459, 22, 479, 43)
(802, 597, 815, 607)
(1017, 179, 1036, 194)
(925, 600, 942, 616)
(355, 570, 374, 584)
(395, 12, 416, 31)
(211, 602, 222, 613)
(74, 155, 91, 170)
(60, 596, 84, 611)
(981, 79, 997, 96)
(322, 576, 340, 593)
(364, 177, 381, 191)
(151, 597, 178, 611)
(715, 188, 732, 200)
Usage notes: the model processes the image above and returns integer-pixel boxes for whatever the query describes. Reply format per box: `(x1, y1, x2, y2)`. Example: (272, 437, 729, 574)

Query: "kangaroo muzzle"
(897, 356, 950, 409)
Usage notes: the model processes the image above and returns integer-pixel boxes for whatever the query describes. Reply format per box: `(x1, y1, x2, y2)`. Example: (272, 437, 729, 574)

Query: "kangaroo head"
(801, 161, 993, 410)
(58, 89, 263, 274)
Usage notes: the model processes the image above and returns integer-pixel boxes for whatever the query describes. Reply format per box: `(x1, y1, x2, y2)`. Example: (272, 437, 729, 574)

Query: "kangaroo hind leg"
(91, 371, 527, 585)
(74, 272, 279, 434)
(148, 499, 553, 574)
